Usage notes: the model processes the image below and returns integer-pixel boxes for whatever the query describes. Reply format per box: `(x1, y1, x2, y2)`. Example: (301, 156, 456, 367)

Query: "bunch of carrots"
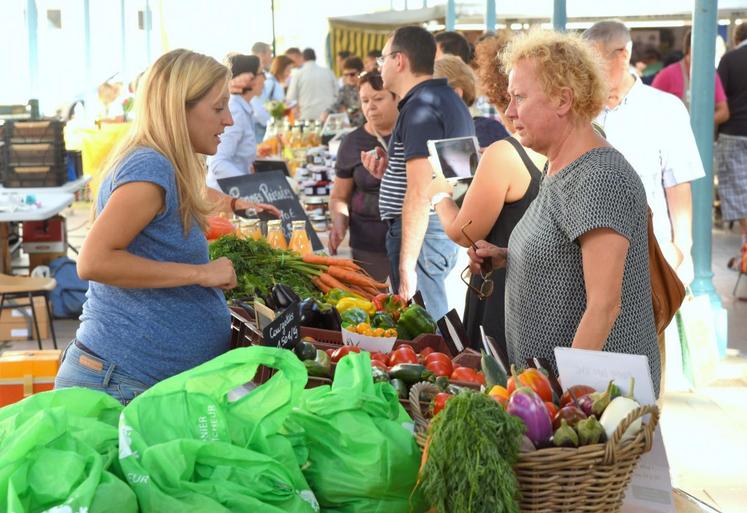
(302, 254, 389, 300)
(208, 235, 389, 301)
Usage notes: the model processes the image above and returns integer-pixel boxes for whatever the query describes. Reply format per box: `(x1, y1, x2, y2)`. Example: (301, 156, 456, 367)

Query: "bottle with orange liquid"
(241, 219, 262, 241)
(266, 220, 288, 250)
(288, 220, 312, 256)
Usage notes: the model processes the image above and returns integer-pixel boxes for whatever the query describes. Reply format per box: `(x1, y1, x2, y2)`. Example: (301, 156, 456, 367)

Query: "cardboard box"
(0, 349, 61, 406)
(22, 215, 67, 253)
(0, 297, 50, 341)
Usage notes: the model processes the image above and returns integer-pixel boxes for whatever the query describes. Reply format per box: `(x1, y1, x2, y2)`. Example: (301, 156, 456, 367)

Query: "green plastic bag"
(118, 346, 319, 513)
(286, 351, 426, 513)
(0, 387, 137, 513)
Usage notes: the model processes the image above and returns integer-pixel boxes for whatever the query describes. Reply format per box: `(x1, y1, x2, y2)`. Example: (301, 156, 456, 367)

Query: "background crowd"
(55, 19, 747, 402)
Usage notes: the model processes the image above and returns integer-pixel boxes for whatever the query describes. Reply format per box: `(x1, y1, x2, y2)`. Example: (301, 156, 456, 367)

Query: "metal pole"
(446, 0, 456, 31)
(26, 0, 39, 100)
(486, 0, 496, 33)
(271, 0, 276, 57)
(145, 0, 152, 63)
(553, 0, 567, 31)
(83, 0, 92, 91)
(120, 0, 127, 79)
(690, 0, 719, 301)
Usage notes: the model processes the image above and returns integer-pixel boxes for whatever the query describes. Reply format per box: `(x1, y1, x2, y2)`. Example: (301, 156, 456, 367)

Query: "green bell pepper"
(340, 306, 369, 327)
(396, 304, 436, 339)
(371, 312, 396, 330)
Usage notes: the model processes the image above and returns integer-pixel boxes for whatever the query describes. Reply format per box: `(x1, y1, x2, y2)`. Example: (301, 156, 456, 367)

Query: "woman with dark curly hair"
(427, 32, 546, 349)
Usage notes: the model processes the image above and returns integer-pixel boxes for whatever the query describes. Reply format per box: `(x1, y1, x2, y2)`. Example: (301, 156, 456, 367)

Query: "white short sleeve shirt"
(594, 76, 705, 244)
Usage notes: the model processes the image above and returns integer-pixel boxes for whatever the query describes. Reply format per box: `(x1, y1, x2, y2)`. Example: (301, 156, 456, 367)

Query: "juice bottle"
(242, 219, 262, 240)
(288, 220, 312, 256)
(266, 220, 287, 250)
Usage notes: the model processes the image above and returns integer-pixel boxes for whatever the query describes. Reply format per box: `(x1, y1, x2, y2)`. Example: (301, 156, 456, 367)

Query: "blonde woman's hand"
(467, 240, 507, 274)
(198, 257, 237, 290)
(235, 198, 281, 218)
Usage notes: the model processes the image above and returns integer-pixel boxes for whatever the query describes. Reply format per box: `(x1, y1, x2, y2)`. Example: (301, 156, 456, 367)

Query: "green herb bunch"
(209, 235, 323, 300)
(418, 392, 525, 513)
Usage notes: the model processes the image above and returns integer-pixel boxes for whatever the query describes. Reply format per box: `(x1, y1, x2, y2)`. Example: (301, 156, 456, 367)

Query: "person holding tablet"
(427, 33, 546, 349)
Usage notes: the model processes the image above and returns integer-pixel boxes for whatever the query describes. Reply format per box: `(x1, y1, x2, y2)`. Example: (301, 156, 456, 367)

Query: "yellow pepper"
(336, 297, 376, 317)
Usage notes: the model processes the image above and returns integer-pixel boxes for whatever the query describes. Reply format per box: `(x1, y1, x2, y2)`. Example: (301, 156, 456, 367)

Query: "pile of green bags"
(0, 346, 426, 513)
(0, 388, 137, 513)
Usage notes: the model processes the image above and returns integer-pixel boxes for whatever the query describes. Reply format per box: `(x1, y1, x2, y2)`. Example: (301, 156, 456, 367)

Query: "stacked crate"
(1, 119, 68, 187)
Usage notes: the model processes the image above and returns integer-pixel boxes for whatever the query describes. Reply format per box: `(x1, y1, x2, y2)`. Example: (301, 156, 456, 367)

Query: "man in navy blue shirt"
(362, 26, 474, 321)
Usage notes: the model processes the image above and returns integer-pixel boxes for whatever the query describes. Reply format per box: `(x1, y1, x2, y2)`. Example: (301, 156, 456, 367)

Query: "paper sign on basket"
(554, 348, 675, 513)
(341, 327, 397, 353)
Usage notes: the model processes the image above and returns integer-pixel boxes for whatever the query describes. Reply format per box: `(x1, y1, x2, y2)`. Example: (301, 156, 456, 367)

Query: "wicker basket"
(409, 382, 660, 513)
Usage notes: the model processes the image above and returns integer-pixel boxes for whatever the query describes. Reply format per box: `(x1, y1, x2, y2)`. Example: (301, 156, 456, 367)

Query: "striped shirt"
(379, 78, 475, 220)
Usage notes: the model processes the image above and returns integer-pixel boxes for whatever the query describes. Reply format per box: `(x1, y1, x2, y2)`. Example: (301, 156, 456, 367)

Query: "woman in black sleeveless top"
(462, 139, 542, 347)
(427, 34, 546, 349)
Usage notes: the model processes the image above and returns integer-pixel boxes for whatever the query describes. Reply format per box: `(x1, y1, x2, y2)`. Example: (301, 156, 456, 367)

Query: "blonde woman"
(467, 31, 660, 395)
(55, 49, 245, 403)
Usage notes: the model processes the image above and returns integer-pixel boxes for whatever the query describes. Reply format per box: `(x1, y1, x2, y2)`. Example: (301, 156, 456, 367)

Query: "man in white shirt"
(286, 48, 337, 121)
(584, 21, 704, 287)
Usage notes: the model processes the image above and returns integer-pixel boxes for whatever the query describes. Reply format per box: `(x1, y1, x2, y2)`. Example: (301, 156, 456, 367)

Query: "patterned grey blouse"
(505, 147, 660, 396)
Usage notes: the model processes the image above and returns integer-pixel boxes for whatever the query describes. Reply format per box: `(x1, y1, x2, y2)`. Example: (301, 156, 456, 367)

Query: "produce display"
(209, 235, 388, 301)
(290, 335, 485, 396)
(319, 289, 437, 340)
(427, 353, 645, 452)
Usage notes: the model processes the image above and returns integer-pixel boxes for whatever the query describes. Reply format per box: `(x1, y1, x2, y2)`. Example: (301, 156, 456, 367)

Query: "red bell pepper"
(372, 293, 407, 321)
(507, 365, 554, 403)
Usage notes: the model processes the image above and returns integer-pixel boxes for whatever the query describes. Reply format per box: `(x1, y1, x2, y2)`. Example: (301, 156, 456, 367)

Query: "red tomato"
(475, 371, 486, 385)
(418, 347, 435, 361)
(544, 401, 559, 419)
(450, 366, 481, 384)
(424, 352, 453, 368)
(425, 361, 452, 377)
(388, 346, 418, 366)
(370, 352, 389, 364)
(432, 392, 453, 416)
(371, 360, 389, 372)
(205, 216, 235, 240)
(330, 345, 361, 363)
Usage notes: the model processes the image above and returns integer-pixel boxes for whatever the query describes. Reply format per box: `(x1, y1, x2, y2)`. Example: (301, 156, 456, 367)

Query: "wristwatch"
(430, 192, 451, 208)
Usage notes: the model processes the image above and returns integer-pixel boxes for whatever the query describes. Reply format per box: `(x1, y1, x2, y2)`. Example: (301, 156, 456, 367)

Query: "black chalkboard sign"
(218, 170, 323, 251)
(262, 302, 301, 350)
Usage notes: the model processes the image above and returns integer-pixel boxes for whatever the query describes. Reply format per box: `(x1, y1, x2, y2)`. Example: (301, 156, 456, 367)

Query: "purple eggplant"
(576, 394, 595, 417)
(507, 386, 553, 447)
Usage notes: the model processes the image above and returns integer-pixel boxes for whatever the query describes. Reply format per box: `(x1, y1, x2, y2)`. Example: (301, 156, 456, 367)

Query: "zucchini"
(294, 340, 318, 361)
(388, 363, 427, 385)
(389, 378, 409, 399)
(481, 350, 508, 388)
(371, 367, 390, 383)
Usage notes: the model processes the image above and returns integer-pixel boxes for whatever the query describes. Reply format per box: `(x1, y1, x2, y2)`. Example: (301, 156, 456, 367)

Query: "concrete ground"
(2, 202, 747, 513)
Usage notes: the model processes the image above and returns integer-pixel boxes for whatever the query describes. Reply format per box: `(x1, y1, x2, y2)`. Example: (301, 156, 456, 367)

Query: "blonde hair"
(99, 49, 230, 234)
(434, 54, 476, 106)
(500, 30, 607, 123)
